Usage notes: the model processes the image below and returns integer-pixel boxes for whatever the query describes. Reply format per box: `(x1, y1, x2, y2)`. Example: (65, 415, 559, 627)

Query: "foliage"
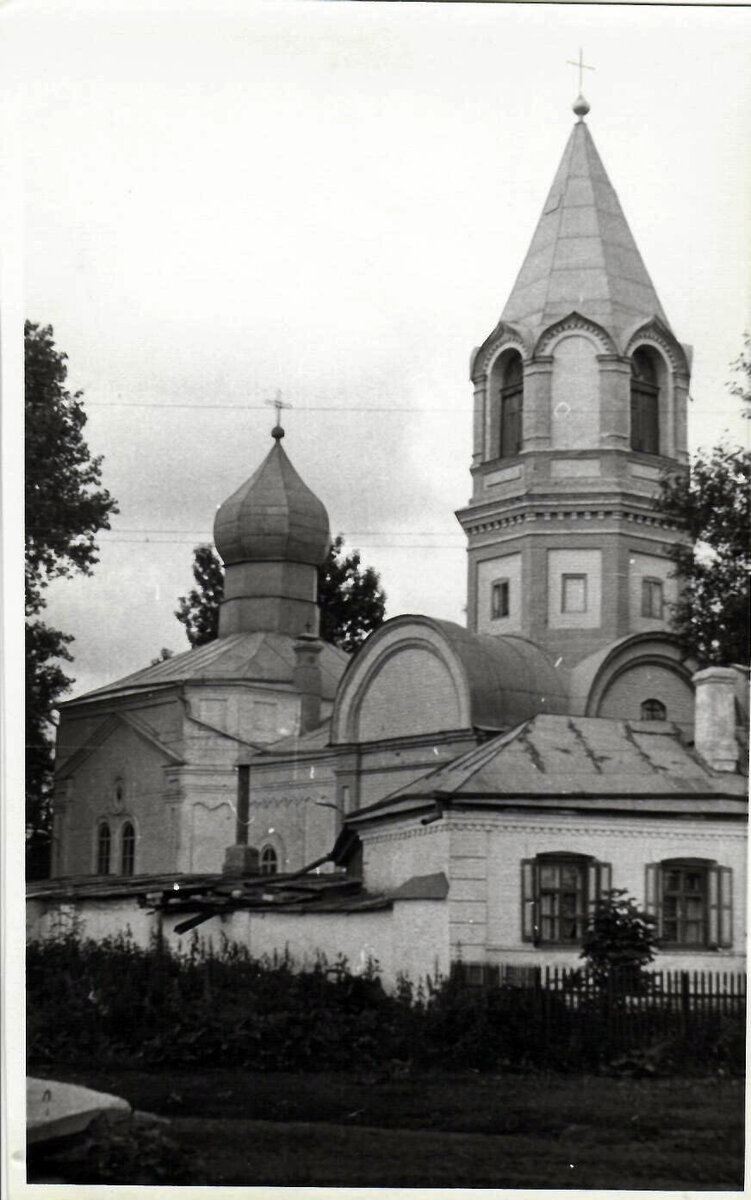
(25, 322, 118, 875)
(318, 534, 387, 653)
(176, 536, 386, 653)
(29, 1113, 203, 1186)
(175, 544, 224, 648)
(727, 333, 750, 414)
(580, 889, 657, 985)
(656, 443, 750, 666)
(27, 930, 743, 1077)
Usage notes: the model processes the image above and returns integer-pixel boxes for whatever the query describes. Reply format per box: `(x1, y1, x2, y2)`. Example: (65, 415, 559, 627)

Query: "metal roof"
(214, 437, 330, 568)
(501, 119, 669, 346)
(346, 714, 747, 824)
(66, 631, 349, 706)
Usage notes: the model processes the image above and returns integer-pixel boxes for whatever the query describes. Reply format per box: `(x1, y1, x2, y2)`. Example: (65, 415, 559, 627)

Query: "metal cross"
(566, 48, 595, 92)
(265, 389, 292, 433)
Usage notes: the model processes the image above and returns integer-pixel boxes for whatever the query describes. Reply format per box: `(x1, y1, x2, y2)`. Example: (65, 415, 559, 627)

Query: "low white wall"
(26, 894, 450, 992)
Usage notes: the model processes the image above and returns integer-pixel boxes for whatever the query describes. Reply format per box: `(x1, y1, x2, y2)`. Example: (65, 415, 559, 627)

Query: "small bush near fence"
(26, 931, 745, 1076)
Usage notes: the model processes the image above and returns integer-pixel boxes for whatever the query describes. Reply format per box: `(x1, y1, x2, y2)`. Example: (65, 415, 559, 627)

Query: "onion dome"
(214, 431, 331, 568)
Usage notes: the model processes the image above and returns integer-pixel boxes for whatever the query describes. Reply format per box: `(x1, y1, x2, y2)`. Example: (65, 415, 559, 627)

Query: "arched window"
(630, 348, 660, 454)
(96, 821, 111, 875)
(121, 821, 136, 876)
(260, 845, 278, 875)
(641, 698, 667, 721)
(499, 353, 523, 458)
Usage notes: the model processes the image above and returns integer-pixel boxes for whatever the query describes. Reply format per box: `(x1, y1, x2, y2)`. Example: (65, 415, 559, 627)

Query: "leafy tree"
(318, 535, 387, 653)
(580, 890, 657, 987)
(656, 443, 750, 667)
(727, 333, 750, 415)
(25, 321, 118, 876)
(176, 536, 386, 653)
(175, 544, 224, 648)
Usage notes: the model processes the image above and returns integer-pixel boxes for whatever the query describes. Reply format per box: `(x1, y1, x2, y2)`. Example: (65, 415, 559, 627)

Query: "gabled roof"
(501, 119, 669, 346)
(65, 631, 349, 706)
(56, 711, 184, 781)
(346, 714, 747, 825)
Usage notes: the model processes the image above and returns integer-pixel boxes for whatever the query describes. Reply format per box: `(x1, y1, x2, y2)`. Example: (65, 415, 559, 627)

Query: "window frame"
(521, 852, 612, 947)
(561, 573, 588, 614)
(260, 844, 279, 875)
(645, 858, 733, 950)
(96, 821, 112, 876)
(630, 351, 660, 455)
(121, 820, 136, 876)
(498, 355, 523, 459)
(640, 698, 667, 721)
(491, 578, 510, 620)
(641, 576, 664, 619)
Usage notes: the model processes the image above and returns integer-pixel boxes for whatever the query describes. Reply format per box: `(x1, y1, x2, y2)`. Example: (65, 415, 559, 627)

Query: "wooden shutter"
(718, 866, 733, 948)
(644, 863, 661, 938)
(708, 864, 733, 949)
(521, 859, 536, 942)
(598, 861, 612, 899)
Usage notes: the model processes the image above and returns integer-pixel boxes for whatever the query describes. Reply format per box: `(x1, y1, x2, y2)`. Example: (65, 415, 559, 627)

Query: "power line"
(98, 537, 464, 549)
(87, 401, 472, 413)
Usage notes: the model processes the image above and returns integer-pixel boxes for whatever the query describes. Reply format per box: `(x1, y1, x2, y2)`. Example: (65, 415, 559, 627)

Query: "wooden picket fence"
(452, 963, 746, 1064)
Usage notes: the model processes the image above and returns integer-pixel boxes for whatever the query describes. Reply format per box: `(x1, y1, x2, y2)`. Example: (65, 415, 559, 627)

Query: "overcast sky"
(9, 0, 750, 699)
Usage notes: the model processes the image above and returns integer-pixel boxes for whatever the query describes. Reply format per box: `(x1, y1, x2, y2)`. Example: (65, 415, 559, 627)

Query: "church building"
(28, 92, 747, 986)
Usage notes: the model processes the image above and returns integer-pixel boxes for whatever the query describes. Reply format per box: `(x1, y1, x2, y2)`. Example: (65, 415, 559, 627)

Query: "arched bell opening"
(488, 348, 524, 460)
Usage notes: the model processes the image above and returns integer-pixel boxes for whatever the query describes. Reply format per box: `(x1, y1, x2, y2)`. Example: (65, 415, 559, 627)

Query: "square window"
(491, 579, 510, 619)
(641, 577, 664, 619)
(561, 574, 587, 614)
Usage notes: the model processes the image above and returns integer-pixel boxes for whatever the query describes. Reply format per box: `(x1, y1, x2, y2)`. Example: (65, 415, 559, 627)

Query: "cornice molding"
(473, 323, 529, 380)
(534, 313, 618, 358)
(624, 320, 687, 373)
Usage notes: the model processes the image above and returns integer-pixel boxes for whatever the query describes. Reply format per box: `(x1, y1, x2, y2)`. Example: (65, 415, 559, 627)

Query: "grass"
(29, 1065, 745, 1189)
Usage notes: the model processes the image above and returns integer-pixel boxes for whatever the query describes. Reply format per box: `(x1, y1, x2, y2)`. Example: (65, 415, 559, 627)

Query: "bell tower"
(456, 91, 691, 668)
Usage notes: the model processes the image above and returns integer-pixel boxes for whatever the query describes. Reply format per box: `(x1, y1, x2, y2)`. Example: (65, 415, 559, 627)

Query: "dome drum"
(218, 561, 320, 639)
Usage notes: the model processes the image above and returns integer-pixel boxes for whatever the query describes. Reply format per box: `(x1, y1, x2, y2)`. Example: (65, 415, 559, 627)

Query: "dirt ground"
(28, 1065, 745, 1189)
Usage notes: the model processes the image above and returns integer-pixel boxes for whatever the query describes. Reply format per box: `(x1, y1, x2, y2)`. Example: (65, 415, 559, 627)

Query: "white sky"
(8, 0, 751, 698)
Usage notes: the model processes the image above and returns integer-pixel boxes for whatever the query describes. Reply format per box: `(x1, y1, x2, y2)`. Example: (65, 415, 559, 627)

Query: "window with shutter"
(521, 853, 611, 945)
(646, 859, 732, 949)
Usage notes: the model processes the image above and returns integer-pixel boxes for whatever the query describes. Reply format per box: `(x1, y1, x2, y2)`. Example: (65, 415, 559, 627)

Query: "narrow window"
(630, 349, 660, 455)
(521, 854, 612, 945)
(121, 821, 136, 876)
(641, 698, 667, 721)
(491, 579, 510, 619)
(260, 845, 278, 875)
(645, 859, 733, 949)
(561, 573, 587, 613)
(641, 577, 664, 619)
(499, 354, 523, 458)
(96, 821, 111, 875)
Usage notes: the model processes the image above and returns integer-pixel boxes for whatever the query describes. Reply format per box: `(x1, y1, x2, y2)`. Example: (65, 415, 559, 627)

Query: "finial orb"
(272, 424, 285, 440)
(573, 93, 590, 119)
